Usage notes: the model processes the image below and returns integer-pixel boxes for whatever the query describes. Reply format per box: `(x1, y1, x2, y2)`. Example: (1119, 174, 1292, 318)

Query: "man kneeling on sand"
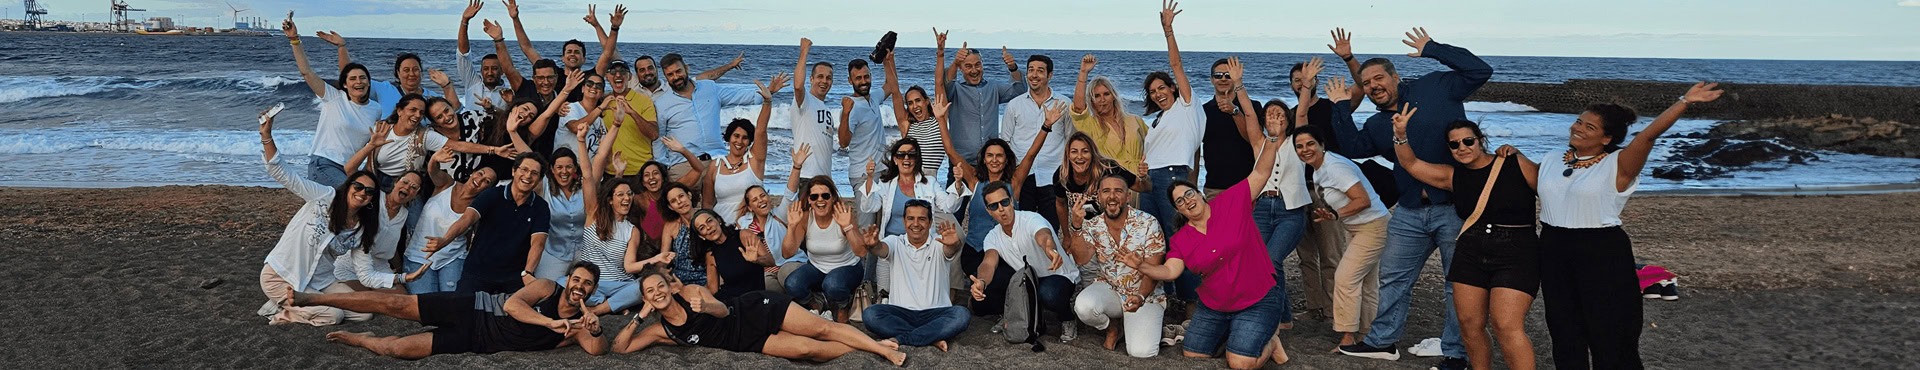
(291, 261, 610, 359)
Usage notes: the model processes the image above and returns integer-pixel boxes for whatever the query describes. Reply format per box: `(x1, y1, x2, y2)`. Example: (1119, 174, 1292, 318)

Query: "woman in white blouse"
(255, 110, 381, 326)
(1534, 83, 1722, 370)
(332, 170, 425, 293)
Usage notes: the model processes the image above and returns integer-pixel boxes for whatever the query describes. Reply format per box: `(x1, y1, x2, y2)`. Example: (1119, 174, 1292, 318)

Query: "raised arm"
(1240, 113, 1287, 200)
(792, 38, 813, 108)
(582, 112, 622, 220)
(932, 91, 965, 171)
(1388, 103, 1453, 190)
(280, 13, 328, 98)
(1328, 27, 1366, 103)
(316, 31, 349, 71)
(1619, 82, 1722, 191)
(1160, 1, 1194, 104)
(1495, 145, 1540, 189)
(1324, 75, 1377, 159)
(1402, 28, 1492, 101)
(528, 70, 587, 142)
(752, 73, 790, 177)
(483, 20, 527, 91)
(1224, 57, 1263, 145)
(589, 5, 627, 73)
(838, 97, 854, 149)
(883, 52, 912, 136)
(697, 53, 744, 81)
(1071, 54, 1095, 114)
(259, 110, 333, 202)
(344, 123, 393, 176)
(780, 203, 807, 259)
(504, 0, 541, 63)
(457, 0, 482, 54)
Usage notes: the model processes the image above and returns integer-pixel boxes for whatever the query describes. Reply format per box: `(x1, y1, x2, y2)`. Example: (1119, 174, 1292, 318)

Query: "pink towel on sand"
(1637, 265, 1677, 290)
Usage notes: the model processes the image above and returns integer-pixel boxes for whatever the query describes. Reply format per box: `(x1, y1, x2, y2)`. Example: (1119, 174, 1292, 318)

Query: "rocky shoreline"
(1470, 79, 1920, 124)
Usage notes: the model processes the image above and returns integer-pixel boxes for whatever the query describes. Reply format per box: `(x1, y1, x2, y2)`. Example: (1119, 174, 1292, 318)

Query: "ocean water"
(4, 32, 1918, 191)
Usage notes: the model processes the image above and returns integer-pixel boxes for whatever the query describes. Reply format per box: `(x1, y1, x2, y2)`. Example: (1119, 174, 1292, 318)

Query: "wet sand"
(1, 185, 1914, 368)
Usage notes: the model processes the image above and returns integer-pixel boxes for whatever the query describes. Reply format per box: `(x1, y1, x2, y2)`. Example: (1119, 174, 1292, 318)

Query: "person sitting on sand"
(1114, 68, 1294, 366)
(610, 270, 909, 366)
(781, 175, 872, 323)
(1067, 173, 1167, 358)
(293, 261, 610, 359)
(569, 105, 659, 315)
(256, 109, 383, 326)
(401, 151, 497, 293)
(688, 209, 773, 300)
(1535, 82, 1724, 370)
(739, 185, 806, 294)
(653, 182, 708, 287)
(859, 200, 970, 352)
(424, 151, 551, 294)
(331, 169, 425, 293)
(968, 181, 1080, 342)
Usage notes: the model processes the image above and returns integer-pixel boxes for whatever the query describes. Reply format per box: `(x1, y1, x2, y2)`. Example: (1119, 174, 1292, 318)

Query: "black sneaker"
(1660, 280, 1680, 301)
(1642, 284, 1662, 299)
(1338, 343, 1401, 361)
(1430, 356, 1469, 370)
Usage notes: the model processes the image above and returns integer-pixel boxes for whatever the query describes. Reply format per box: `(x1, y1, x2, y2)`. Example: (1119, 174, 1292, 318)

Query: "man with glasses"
(968, 181, 1078, 342)
(595, 60, 659, 175)
(1200, 58, 1262, 200)
(427, 152, 553, 294)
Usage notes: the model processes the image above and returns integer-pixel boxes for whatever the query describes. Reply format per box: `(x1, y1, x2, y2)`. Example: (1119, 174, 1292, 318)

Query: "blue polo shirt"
(459, 185, 551, 292)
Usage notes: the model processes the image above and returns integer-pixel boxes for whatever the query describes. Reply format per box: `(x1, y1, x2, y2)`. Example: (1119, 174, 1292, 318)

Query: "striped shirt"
(577, 222, 636, 282)
(907, 119, 947, 173)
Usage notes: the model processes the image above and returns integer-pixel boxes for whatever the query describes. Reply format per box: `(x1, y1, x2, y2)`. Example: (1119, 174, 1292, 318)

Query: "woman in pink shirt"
(1118, 56, 1292, 368)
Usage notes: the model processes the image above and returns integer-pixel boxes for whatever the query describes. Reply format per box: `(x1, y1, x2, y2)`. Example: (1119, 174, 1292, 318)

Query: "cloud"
(1900, 0, 1920, 6)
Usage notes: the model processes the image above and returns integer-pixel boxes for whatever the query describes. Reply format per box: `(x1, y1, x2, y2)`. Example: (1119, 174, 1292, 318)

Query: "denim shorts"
(1183, 285, 1286, 358)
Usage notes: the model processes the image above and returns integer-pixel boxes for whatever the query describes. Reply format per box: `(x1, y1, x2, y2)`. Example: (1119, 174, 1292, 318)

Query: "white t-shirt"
(1000, 92, 1071, 187)
(804, 217, 859, 273)
(882, 233, 955, 310)
(791, 93, 838, 179)
(1538, 149, 1637, 228)
(373, 129, 449, 176)
(1142, 96, 1206, 170)
(406, 190, 468, 267)
(553, 101, 590, 156)
(311, 84, 382, 165)
(1310, 153, 1389, 225)
(985, 211, 1080, 283)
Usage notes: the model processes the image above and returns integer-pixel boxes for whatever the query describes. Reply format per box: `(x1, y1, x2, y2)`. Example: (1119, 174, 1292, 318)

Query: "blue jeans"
(1185, 285, 1288, 358)
(1361, 203, 1465, 358)
(588, 279, 644, 313)
(1251, 195, 1307, 323)
(307, 155, 348, 188)
(784, 261, 865, 309)
(861, 304, 971, 346)
(403, 258, 464, 293)
(1140, 166, 1191, 238)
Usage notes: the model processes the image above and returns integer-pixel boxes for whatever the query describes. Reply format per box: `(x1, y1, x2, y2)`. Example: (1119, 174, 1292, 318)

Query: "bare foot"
(933, 340, 949, 352)
(1270, 335, 1290, 366)
(879, 338, 900, 351)
(885, 350, 907, 367)
(325, 331, 370, 345)
(1103, 326, 1121, 350)
(290, 291, 318, 306)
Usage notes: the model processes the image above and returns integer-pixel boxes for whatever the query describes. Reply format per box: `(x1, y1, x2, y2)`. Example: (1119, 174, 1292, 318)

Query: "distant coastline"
(1473, 80, 1920, 124)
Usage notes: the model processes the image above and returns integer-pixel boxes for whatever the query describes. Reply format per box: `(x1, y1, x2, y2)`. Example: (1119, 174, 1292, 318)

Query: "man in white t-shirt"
(789, 38, 839, 182)
(970, 181, 1080, 342)
(859, 200, 969, 350)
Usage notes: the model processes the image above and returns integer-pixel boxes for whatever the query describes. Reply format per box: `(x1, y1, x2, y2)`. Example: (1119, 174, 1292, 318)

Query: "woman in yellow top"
(1068, 53, 1148, 173)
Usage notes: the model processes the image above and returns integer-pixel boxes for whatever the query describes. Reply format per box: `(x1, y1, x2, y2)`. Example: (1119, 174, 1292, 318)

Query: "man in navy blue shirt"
(426, 152, 553, 294)
(1324, 28, 1491, 370)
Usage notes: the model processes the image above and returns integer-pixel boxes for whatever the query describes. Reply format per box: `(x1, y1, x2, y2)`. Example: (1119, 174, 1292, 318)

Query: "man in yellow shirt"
(598, 60, 658, 176)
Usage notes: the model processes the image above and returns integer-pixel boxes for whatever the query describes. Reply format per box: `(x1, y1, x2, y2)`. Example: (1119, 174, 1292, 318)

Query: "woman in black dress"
(611, 270, 907, 366)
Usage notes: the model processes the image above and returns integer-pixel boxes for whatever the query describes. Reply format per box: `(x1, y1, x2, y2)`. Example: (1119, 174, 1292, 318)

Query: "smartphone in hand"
(259, 103, 287, 126)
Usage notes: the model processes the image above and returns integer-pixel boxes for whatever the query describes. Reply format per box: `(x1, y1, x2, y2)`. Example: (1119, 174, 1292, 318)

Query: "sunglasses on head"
(1210, 72, 1232, 80)
(984, 198, 1012, 211)
(1447, 137, 1479, 150)
(809, 193, 834, 201)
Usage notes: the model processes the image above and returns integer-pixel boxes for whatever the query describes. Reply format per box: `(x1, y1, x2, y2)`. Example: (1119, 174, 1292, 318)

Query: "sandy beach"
(2, 185, 1915, 368)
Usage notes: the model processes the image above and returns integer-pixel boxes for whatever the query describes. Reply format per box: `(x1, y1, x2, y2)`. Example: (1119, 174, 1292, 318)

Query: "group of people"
(254, 1, 1722, 369)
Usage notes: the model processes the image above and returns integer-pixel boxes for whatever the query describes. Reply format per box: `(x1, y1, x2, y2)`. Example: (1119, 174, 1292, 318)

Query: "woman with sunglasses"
(704, 73, 787, 225)
(332, 169, 427, 293)
(555, 70, 608, 157)
(781, 176, 872, 323)
(256, 109, 382, 326)
(1532, 83, 1723, 369)
(1387, 105, 1538, 370)
(1114, 57, 1295, 367)
(860, 137, 964, 239)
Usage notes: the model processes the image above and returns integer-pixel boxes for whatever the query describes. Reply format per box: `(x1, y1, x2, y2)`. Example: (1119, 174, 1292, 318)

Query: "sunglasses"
(1447, 137, 1479, 150)
(809, 193, 834, 201)
(348, 182, 375, 193)
(892, 151, 914, 159)
(1210, 72, 1232, 80)
(984, 198, 1012, 211)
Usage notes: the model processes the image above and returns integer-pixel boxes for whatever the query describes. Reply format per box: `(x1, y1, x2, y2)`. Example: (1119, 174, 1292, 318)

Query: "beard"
(853, 83, 871, 97)
(669, 76, 691, 92)
(639, 75, 660, 90)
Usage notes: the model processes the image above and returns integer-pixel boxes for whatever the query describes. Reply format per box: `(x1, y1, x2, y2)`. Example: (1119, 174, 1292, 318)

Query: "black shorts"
(727, 291, 795, 353)
(419, 292, 564, 355)
(1446, 225, 1541, 296)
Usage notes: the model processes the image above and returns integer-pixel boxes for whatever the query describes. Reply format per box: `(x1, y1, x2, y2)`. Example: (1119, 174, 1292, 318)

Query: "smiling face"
(465, 168, 498, 194)
(532, 67, 558, 95)
(1097, 176, 1131, 219)
(1025, 60, 1051, 91)
(1359, 64, 1400, 107)
(1209, 63, 1233, 93)
(1090, 82, 1117, 116)
(810, 64, 834, 99)
(609, 183, 633, 217)
(640, 274, 673, 310)
(1148, 78, 1175, 111)
(1449, 127, 1488, 165)
(665, 62, 691, 93)
(848, 65, 871, 97)
(562, 266, 597, 303)
(726, 126, 751, 155)
(394, 100, 426, 134)
(1568, 112, 1611, 153)
(1170, 183, 1206, 221)
(551, 156, 577, 189)
(635, 59, 660, 90)
(746, 187, 771, 216)
(983, 144, 1009, 175)
(346, 175, 377, 210)
(429, 101, 458, 130)
(903, 205, 932, 241)
(605, 68, 630, 94)
(581, 75, 605, 103)
(1067, 139, 1093, 175)
(892, 143, 919, 176)
(1294, 133, 1325, 168)
(509, 102, 539, 128)
(807, 184, 835, 217)
(666, 187, 694, 215)
(961, 53, 985, 84)
(642, 165, 665, 192)
(389, 172, 423, 205)
(562, 44, 587, 69)
(396, 58, 422, 91)
(344, 69, 372, 103)
(480, 58, 503, 86)
(905, 89, 930, 121)
(511, 157, 543, 194)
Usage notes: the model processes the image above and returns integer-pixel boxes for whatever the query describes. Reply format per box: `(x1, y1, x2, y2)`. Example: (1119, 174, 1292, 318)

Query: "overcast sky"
(30, 0, 1920, 60)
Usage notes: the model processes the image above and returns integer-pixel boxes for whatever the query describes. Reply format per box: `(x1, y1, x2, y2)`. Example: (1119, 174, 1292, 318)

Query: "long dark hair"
(382, 94, 428, 127)
(490, 98, 541, 148)
(1141, 71, 1178, 115)
(1586, 103, 1637, 153)
(592, 176, 633, 241)
(337, 63, 370, 101)
(330, 171, 382, 253)
(972, 138, 1018, 185)
(880, 138, 925, 184)
(658, 182, 696, 222)
(904, 86, 933, 122)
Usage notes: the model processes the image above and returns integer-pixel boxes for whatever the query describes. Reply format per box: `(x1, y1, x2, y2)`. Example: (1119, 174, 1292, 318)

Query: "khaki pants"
(257, 264, 371, 326)
(1332, 216, 1389, 333)
(765, 260, 810, 293)
(1298, 190, 1350, 313)
(667, 159, 710, 190)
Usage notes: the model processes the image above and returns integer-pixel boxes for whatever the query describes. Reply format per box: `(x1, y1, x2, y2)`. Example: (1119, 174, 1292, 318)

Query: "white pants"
(1072, 281, 1165, 358)
(257, 264, 372, 326)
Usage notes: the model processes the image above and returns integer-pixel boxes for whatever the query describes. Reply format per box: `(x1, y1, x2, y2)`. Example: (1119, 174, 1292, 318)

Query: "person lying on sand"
(610, 270, 909, 366)
(290, 261, 611, 359)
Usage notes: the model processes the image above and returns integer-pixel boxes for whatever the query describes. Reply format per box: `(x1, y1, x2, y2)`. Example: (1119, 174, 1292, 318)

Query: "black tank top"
(663, 294, 755, 350)
(1450, 154, 1538, 226)
(477, 288, 579, 351)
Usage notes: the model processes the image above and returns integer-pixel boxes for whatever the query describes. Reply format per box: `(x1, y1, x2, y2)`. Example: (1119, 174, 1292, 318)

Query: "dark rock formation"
(1654, 137, 1820, 180)
(1471, 80, 1920, 124)
(1709, 115, 1918, 158)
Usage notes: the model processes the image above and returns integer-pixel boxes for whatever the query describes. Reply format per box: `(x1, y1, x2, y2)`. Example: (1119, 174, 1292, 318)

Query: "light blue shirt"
(652, 80, 761, 164)
(370, 79, 442, 126)
(942, 78, 1027, 163)
(845, 94, 890, 175)
(544, 189, 586, 264)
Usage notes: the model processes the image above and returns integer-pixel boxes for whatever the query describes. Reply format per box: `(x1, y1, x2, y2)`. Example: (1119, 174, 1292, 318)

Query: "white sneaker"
(1409, 337, 1444, 357)
(1060, 322, 1078, 343)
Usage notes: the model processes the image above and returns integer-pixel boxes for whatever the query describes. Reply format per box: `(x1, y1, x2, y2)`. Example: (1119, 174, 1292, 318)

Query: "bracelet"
(610, 26, 620, 32)
(1341, 55, 1354, 61)
(1393, 136, 1409, 146)
(289, 39, 301, 45)
(493, 38, 505, 43)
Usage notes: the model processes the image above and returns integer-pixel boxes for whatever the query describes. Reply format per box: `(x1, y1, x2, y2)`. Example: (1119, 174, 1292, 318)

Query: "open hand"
(1323, 76, 1351, 104)
(1683, 82, 1724, 104)
(1043, 101, 1068, 128)
(661, 136, 687, 153)
(833, 202, 855, 228)
(1159, 0, 1182, 29)
(492, 145, 518, 159)
(1328, 27, 1353, 59)
(932, 92, 952, 119)
(462, 0, 483, 21)
(315, 31, 345, 47)
(792, 143, 812, 166)
(482, 19, 504, 40)
(563, 69, 587, 90)
(368, 122, 394, 147)
(432, 147, 458, 164)
(1402, 27, 1432, 58)
(937, 220, 960, 245)
(1310, 207, 1335, 223)
(428, 69, 451, 87)
(502, 0, 520, 19)
(1113, 249, 1143, 268)
(610, 151, 628, 174)
(610, 5, 628, 28)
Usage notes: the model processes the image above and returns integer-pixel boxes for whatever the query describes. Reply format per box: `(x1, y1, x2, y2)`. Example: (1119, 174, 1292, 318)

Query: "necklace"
(720, 154, 749, 172)
(1561, 151, 1609, 177)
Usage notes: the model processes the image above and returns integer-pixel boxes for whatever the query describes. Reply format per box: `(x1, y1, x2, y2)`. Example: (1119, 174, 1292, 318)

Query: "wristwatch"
(1393, 136, 1410, 146)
